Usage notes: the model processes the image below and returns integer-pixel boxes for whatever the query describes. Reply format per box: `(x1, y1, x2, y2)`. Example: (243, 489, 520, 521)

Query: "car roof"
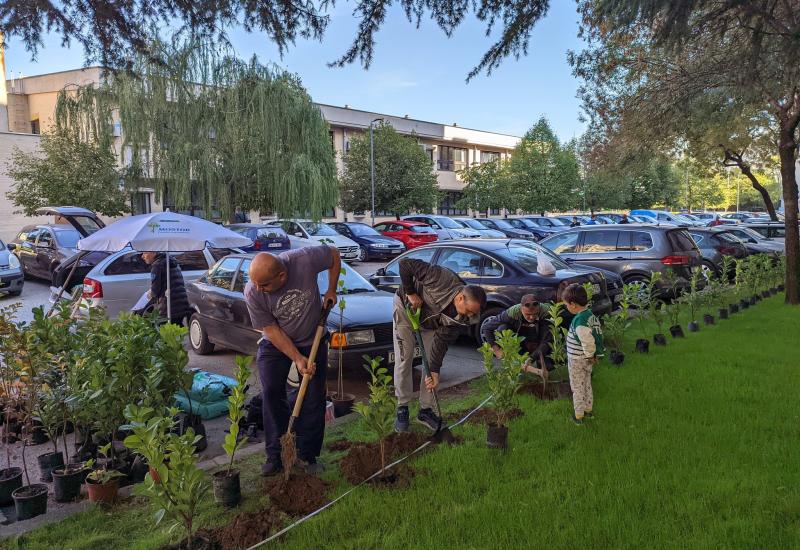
(559, 223, 666, 231)
(384, 220, 428, 227)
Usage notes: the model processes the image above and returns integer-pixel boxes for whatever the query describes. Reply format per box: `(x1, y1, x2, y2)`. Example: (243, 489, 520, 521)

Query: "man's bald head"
(249, 252, 288, 293)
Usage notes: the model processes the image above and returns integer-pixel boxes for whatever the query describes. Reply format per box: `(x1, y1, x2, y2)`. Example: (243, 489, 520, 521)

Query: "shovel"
(280, 302, 334, 480)
(405, 306, 456, 445)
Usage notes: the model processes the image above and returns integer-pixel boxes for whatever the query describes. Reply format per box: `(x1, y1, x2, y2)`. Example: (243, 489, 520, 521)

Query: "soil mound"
(340, 432, 429, 485)
(326, 439, 352, 452)
(366, 465, 416, 489)
(264, 471, 331, 516)
(518, 380, 571, 400)
(212, 507, 285, 550)
(160, 530, 221, 550)
(445, 407, 523, 426)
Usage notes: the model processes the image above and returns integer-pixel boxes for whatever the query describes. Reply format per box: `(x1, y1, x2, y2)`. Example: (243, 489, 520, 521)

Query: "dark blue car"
(227, 224, 290, 252)
(329, 222, 406, 262)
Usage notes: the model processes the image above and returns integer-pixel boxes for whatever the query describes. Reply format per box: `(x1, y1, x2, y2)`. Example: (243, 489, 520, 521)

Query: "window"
(175, 251, 210, 271)
(24, 230, 40, 244)
(543, 232, 579, 254)
(489, 208, 500, 216)
(106, 252, 150, 276)
(500, 245, 569, 273)
(580, 231, 619, 253)
(208, 257, 240, 291)
(210, 248, 237, 262)
(435, 248, 482, 278)
(690, 233, 705, 245)
(484, 257, 503, 277)
(384, 248, 437, 276)
(233, 259, 252, 292)
(36, 230, 54, 248)
(410, 225, 436, 234)
(132, 192, 152, 215)
(54, 230, 81, 249)
(667, 230, 698, 251)
(374, 223, 388, 232)
(438, 192, 467, 216)
(480, 151, 501, 163)
(437, 146, 467, 171)
(770, 227, 786, 238)
(281, 221, 305, 237)
(30, 119, 40, 135)
(630, 232, 654, 251)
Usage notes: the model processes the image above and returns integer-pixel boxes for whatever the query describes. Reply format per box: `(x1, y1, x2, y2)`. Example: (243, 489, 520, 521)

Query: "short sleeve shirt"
(244, 246, 333, 346)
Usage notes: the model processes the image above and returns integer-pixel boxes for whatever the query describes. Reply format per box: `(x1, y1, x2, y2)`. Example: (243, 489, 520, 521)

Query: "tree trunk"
(739, 164, 778, 220)
(778, 125, 800, 304)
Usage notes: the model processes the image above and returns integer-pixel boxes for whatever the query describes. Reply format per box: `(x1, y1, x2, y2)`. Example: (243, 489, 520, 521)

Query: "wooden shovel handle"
(290, 312, 330, 420)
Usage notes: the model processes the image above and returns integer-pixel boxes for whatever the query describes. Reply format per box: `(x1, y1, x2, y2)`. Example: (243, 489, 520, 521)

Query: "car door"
(34, 229, 57, 280)
(18, 229, 41, 276)
(99, 251, 153, 317)
(192, 256, 242, 348)
(229, 258, 261, 355)
(370, 247, 438, 291)
(576, 230, 627, 271)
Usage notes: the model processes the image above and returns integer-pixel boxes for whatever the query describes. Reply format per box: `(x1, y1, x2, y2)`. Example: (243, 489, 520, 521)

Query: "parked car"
(452, 217, 507, 238)
(329, 222, 405, 261)
(267, 219, 360, 260)
(539, 224, 702, 293)
(186, 253, 418, 369)
(628, 214, 653, 223)
(723, 226, 784, 256)
(402, 215, 481, 240)
(601, 213, 625, 223)
(741, 221, 786, 241)
(721, 212, 756, 223)
(368, 239, 624, 338)
(524, 216, 569, 230)
(553, 215, 585, 226)
(227, 224, 290, 253)
(10, 224, 85, 283)
(687, 228, 749, 276)
(691, 212, 735, 227)
(0, 238, 24, 296)
(476, 218, 535, 240)
(629, 209, 688, 226)
(504, 218, 558, 240)
(373, 220, 438, 250)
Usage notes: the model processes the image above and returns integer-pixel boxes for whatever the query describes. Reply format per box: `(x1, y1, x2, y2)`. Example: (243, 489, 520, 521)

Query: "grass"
(5, 294, 800, 549)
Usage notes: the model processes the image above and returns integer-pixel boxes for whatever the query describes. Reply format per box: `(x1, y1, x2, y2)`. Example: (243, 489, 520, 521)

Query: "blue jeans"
(256, 336, 328, 464)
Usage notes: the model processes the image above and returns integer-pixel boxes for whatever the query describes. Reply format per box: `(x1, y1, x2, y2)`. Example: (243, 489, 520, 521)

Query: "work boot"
(301, 459, 325, 475)
(416, 408, 441, 432)
(394, 405, 410, 433)
(261, 460, 283, 477)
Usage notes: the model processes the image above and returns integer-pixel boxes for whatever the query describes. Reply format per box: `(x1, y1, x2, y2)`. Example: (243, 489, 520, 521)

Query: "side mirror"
(375, 267, 386, 276)
(6, 243, 14, 251)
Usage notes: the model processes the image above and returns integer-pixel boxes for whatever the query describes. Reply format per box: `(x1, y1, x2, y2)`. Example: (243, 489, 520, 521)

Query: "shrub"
(479, 330, 526, 426)
(353, 356, 395, 477)
(223, 356, 252, 474)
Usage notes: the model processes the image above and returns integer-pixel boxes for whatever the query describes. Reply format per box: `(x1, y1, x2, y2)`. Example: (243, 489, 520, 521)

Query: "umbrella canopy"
(77, 212, 252, 252)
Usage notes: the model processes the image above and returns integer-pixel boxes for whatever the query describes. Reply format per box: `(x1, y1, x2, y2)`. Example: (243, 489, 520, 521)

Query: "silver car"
(402, 215, 481, 239)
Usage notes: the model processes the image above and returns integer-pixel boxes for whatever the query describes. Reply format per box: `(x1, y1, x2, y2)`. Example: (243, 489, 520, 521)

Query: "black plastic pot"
(213, 469, 241, 507)
(52, 465, 87, 502)
(669, 325, 684, 338)
(761, 290, 770, 299)
(635, 339, 650, 353)
(609, 350, 625, 365)
(128, 455, 148, 484)
(37, 450, 65, 482)
(172, 412, 207, 453)
(0, 467, 23, 506)
(331, 393, 356, 417)
(653, 334, 667, 346)
(687, 321, 700, 332)
(718, 308, 728, 320)
(749, 296, 758, 305)
(12, 484, 48, 520)
(26, 422, 49, 446)
(778, 284, 785, 292)
(740, 299, 750, 310)
(703, 314, 715, 326)
(486, 424, 508, 449)
(729, 303, 739, 314)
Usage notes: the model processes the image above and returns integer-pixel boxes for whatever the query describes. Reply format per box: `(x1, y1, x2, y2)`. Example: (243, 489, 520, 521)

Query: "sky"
(3, 2, 586, 141)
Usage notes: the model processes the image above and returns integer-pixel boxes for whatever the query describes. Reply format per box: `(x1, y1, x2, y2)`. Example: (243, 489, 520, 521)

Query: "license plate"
(388, 346, 421, 363)
(391, 249, 401, 254)
(267, 242, 283, 248)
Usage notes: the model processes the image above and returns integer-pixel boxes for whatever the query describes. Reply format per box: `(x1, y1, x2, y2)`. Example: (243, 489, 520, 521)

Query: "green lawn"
(5, 296, 800, 549)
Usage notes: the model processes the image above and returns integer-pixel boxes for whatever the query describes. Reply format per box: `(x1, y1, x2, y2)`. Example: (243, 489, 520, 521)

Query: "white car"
(267, 219, 360, 260)
(401, 214, 481, 240)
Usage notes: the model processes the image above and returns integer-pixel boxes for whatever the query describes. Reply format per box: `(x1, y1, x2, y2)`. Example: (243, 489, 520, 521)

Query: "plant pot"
(669, 325, 684, 338)
(653, 334, 667, 346)
(0, 467, 23, 506)
(761, 290, 770, 299)
(331, 393, 356, 417)
(486, 424, 508, 449)
(740, 299, 749, 309)
(172, 412, 207, 453)
(687, 321, 699, 332)
(718, 308, 728, 320)
(635, 339, 649, 353)
(729, 303, 739, 314)
(778, 284, 785, 292)
(703, 314, 715, 325)
(128, 455, 148, 484)
(12, 484, 48, 520)
(37, 450, 65, 482)
(52, 465, 88, 502)
(86, 477, 119, 504)
(212, 469, 241, 507)
(25, 422, 49, 446)
(749, 296, 758, 305)
(609, 350, 625, 365)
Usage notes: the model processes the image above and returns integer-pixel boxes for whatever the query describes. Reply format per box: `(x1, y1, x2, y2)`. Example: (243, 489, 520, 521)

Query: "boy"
(563, 283, 604, 425)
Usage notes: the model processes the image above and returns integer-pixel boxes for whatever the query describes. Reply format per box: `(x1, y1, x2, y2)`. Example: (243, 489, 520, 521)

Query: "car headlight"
(330, 329, 375, 348)
(8, 254, 20, 269)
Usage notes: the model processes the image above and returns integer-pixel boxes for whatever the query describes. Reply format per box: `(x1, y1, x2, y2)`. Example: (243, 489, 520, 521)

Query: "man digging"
(480, 294, 553, 372)
(393, 258, 486, 432)
(244, 246, 341, 476)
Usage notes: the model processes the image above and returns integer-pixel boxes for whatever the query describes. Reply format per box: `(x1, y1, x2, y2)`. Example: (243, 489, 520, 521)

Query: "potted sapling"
(684, 268, 703, 332)
(602, 312, 628, 365)
(213, 355, 251, 507)
(0, 304, 23, 506)
(85, 443, 125, 504)
(545, 302, 570, 392)
(623, 280, 650, 353)
(331, 269, 355, 417)
(721, 256, 739, 314)
(735, 258, 750, 310)
(651, 300, 668, 346)
(700, 272, 716, 326)
(353, 356, 396, 479)
(665, 301, 683, 338)
(480, 330, 526, 449)
(52, 459, 92, 503)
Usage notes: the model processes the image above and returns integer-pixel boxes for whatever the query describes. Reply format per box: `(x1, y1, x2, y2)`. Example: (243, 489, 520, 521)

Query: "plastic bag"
(537, 253, 557, 276)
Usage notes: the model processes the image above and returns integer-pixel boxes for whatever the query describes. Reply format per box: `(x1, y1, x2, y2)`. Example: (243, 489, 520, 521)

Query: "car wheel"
(622, 274, 649, 303)
(473, 305, 504, 342)
(357, 246, 369, 262)
(189, 314, 215, 355)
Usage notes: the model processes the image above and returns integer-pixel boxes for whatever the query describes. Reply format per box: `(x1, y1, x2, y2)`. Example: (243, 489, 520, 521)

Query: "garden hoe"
(405, 306, 456, 445)
(280, 302, 333, 481)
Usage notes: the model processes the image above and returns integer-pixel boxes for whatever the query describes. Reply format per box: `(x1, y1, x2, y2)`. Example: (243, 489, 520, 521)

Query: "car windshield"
(55, 229, 81, 248)
(491, 219, 514, 229)
(681, 214, 700, 221)
(301, 222, 339, 236)
(317, 264, 374, 293)
(734, 227, 766, 240)
(434, 217, 462, 229)
(500, 244, 569, 273)
(410, 225, 435, 234)
(716, 232, 743, 244)
(547, 217, 567, 226)
(348, 224, 381, 236)
(674, 214, 695, 223)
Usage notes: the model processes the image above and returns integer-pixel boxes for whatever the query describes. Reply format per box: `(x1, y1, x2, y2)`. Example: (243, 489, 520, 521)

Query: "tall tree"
(6, 125, 130, 216)
(456, 159, 515, 215)
(572, 0, 800, 303)
(339, 122, 439, 219)
(508, 118, 581, 214)
(55, 38, 338, 221)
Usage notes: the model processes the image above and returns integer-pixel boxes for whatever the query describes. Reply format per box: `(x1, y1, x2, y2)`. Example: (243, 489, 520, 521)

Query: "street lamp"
(369, 118, 384, 226)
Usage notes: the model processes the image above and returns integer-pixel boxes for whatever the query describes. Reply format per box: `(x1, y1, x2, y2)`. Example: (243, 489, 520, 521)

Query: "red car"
(373, 220, 438, 250)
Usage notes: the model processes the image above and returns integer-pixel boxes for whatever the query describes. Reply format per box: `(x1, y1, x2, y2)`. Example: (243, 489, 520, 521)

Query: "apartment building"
(0, 64, 520, 240)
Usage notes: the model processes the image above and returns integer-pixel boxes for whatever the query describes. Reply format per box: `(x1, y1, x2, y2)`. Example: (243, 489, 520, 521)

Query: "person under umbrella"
(141, 252, 192, 325)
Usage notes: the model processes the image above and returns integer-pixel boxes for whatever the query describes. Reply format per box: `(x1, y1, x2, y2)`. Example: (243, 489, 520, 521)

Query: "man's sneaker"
(416, 408, 442, 432)
(395, 406, 410, 433)
(571, 414, 584, 425)
(584, 411, 594, 419)
(301, 460, 325, 475)
(261, 461, 283, 477)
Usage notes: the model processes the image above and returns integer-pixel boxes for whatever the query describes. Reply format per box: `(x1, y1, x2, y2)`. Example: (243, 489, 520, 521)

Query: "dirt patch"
(518, 380, 571, 400)
(160, 530, 221, 550)
(339, 432, 430, 485)
(264, 471, 331, 516)
(326, 439, 352, 452)
(445, 407, 523, 426)
(211, 507, 285, 550)
(366, 464, 416, 489)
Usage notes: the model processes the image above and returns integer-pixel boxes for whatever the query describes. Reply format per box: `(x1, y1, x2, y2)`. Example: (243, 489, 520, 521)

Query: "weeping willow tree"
(54, 38, 339, 221)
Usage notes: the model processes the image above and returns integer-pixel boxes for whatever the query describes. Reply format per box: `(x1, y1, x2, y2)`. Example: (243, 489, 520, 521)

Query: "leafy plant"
(651, 300, 667, 335)
(545, 302, 567, 371)
(85, 443, 124, 484)
(334, 267, 348, 400)
(123, 405, 209, 549)
(353, 356, 395, 477)
(223, 356, 251, 474)
(479, 330, 527, 426)
(681, 268, 704, 322)
(665, 301, 680, 328)
(601, 312, 629, 352)
(581, 281, 595, 307)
